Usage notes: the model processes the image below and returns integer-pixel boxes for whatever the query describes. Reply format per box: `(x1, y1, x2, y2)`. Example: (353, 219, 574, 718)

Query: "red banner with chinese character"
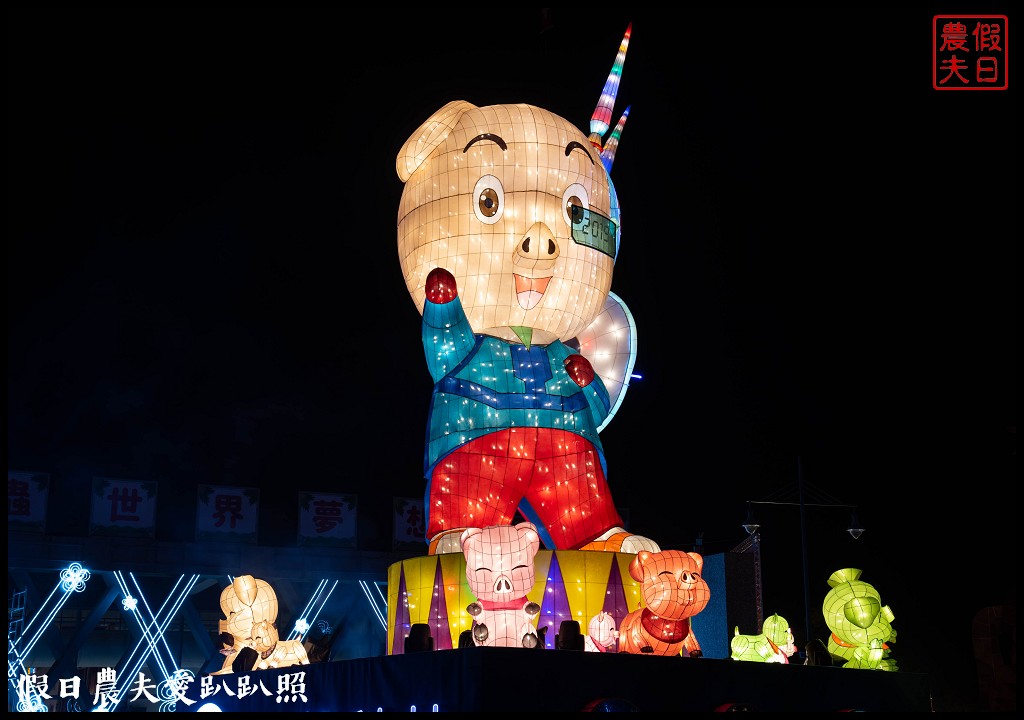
(89, 477, 157, 538)
(392, 497, 426, 550)
(196, 484, 259, 543)
(8, 470, 49, 533)
(297, 491, 357, 547)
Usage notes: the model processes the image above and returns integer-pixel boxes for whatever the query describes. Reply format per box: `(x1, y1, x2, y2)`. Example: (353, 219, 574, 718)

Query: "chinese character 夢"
(313, 499, 343, 533)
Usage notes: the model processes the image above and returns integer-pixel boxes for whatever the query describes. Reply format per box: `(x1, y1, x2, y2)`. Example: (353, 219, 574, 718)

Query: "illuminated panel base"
(386, 550, 642, 654)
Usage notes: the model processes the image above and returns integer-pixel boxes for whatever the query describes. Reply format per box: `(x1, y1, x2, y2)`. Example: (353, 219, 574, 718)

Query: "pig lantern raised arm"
(395, 25, 658, 555)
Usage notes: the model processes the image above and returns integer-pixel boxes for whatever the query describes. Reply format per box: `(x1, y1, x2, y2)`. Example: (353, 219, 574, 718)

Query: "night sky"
(7, 7, 1016, 707)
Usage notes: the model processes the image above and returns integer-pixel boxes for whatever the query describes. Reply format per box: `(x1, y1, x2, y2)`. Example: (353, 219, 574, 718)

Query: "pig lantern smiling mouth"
(514, 274, 551, 310)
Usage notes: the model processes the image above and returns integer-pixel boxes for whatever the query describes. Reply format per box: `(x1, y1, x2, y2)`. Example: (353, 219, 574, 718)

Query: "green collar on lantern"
(510, 326, 533, 348)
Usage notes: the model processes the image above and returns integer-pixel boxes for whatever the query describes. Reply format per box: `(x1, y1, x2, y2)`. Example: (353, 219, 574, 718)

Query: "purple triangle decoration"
(602, 557, 631, 633)
(427, 560, 452, 650)
(392, 565, 410, 655)
(538, 552, 571, 650)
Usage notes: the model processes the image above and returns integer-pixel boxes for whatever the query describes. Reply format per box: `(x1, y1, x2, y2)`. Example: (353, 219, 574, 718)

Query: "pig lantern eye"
(473, 174, 504, 225)
(561, 182, 589, 227)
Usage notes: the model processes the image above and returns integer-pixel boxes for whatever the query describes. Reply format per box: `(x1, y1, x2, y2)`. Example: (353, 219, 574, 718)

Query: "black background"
(7, 7, 1015, 709)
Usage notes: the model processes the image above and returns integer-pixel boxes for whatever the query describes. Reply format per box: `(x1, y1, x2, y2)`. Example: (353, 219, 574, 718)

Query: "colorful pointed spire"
(589, 23, 631, 152)
(600, 106, 630, 174)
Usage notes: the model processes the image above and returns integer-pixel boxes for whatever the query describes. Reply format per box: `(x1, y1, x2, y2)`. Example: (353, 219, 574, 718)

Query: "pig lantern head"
(396, 28, 631, 347)
(461, 522, 541, 603)
(460, 522, 542, 648)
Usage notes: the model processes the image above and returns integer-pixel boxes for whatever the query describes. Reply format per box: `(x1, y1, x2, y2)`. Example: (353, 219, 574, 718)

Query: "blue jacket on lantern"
(421, 292, 613, 491)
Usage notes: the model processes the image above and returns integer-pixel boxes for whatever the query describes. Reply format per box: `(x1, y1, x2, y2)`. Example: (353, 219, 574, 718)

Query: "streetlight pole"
(797, 456, 812, 653)
(742, 455, 864, 661)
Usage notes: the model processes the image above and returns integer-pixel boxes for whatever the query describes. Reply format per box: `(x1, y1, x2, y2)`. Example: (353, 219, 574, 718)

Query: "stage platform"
(176, 645, 932, 712)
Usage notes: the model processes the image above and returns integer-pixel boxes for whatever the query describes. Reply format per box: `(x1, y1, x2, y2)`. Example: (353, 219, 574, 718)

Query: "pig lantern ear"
(515, 521, 540, 553)
(460, 526, 482, 551)
(396, 100, 476, 182)
(628, 550, 652, 582)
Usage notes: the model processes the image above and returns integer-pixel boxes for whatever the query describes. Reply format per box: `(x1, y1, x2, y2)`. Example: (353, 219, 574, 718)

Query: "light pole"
(742, 456, 864, 658)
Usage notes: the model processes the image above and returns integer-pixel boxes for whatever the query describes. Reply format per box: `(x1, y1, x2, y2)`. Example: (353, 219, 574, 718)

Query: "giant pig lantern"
(396, 25, 659, 556)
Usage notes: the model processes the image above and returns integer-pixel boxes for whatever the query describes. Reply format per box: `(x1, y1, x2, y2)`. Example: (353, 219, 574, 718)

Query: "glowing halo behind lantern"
(575, 291, 637, 431)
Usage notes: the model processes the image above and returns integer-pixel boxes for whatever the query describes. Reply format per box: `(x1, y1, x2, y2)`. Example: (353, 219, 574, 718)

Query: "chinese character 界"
(212, 494, 244, 528)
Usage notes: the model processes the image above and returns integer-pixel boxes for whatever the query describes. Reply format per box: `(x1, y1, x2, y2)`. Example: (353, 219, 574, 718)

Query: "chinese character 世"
(107, 486, 142, 522)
